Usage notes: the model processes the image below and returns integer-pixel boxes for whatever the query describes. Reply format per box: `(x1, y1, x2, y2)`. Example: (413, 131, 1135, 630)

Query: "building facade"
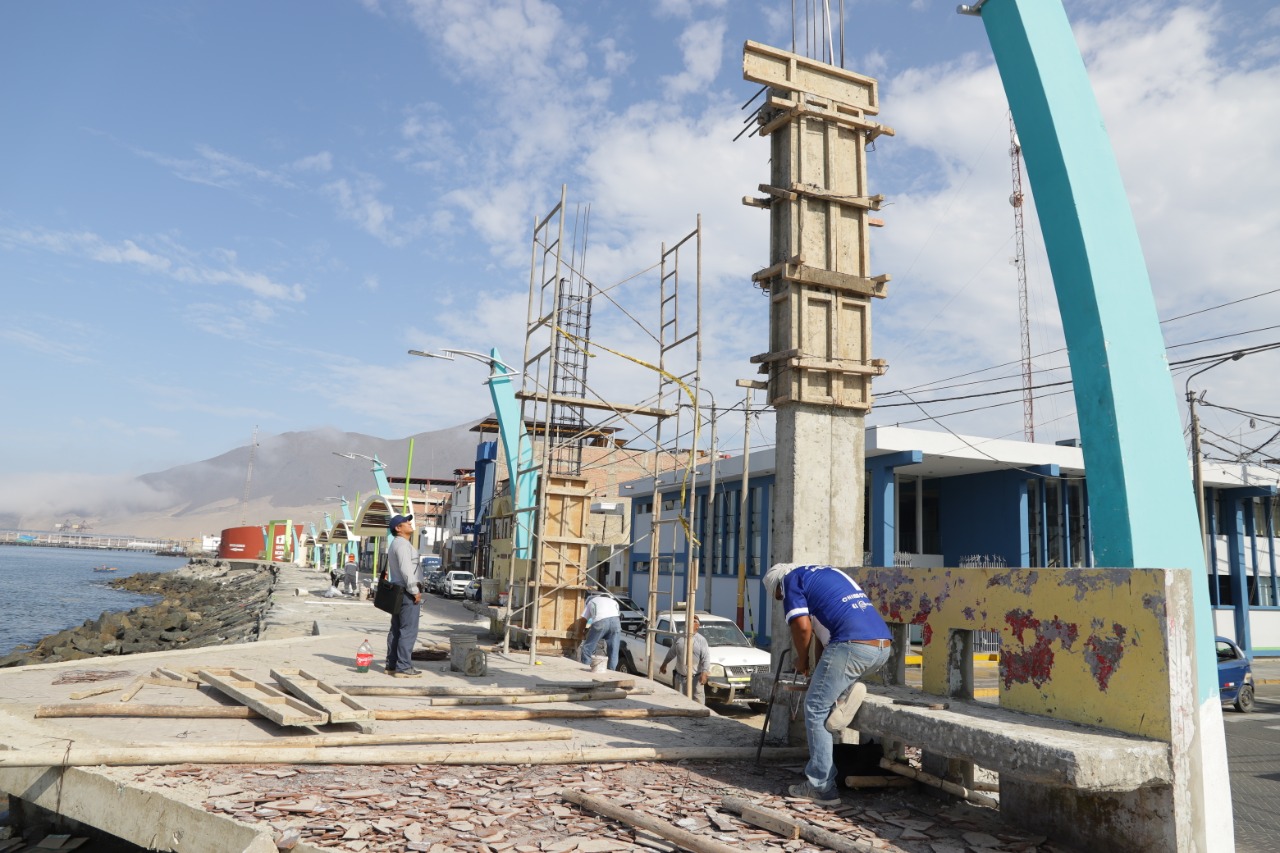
(622, 425, 1280, 655)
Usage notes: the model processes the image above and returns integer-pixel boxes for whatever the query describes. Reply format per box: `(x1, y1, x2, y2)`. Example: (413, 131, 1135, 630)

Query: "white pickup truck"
(618, 611, 771, 705)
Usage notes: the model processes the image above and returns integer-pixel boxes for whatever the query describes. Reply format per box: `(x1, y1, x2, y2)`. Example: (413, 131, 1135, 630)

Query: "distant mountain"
(83, 420, 486, 538)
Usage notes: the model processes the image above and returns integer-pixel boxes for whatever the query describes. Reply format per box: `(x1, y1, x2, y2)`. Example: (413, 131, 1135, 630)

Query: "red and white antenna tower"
(1009, 113, 1035, 442)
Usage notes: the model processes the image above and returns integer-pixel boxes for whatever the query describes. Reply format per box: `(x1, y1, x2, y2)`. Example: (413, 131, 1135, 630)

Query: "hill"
(10, 420, 485, 539)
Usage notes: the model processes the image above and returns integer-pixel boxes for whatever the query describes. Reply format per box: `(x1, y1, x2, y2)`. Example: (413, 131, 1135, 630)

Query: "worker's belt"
(850, 638, 892, 648)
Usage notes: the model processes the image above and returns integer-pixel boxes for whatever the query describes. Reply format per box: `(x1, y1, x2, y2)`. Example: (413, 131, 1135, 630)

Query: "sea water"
(0, 546, 189, 656)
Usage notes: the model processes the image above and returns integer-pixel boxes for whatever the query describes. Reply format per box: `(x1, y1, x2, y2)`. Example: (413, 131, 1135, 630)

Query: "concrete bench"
(853, 684, 1171, 791)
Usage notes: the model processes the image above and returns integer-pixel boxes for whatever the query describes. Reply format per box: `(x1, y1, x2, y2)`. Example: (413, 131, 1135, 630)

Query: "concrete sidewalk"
(0, 562, 1099, 852)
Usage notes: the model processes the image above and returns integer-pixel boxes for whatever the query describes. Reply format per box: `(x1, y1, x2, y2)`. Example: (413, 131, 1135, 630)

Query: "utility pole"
(735, 380, 765, 630)
(1187, 389, 1208, 568)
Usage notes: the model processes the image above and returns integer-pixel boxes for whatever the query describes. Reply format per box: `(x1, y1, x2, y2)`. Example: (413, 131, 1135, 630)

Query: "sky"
(2, 0, 1280, 521)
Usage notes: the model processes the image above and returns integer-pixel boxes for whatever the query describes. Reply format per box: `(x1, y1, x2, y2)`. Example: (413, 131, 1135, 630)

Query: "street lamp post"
(1184, 351, 1244, 568)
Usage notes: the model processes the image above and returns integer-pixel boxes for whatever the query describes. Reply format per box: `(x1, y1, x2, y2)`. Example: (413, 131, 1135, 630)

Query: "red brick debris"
(128, 760, 1069, 853)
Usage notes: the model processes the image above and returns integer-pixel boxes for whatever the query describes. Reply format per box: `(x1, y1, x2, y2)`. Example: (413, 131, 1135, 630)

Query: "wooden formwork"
(514, 474, 590, 655)
(743, 39, 890, 410)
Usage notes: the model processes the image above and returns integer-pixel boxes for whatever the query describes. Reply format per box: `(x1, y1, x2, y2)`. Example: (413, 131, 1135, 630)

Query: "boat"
(92, 565, 119, 572)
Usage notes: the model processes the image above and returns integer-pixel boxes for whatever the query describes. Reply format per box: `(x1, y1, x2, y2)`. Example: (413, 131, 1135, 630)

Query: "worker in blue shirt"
(764, 562, 892, 806)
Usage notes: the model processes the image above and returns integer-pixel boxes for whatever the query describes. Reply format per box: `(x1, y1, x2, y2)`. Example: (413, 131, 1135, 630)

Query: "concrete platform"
(0, 563, 776, 852)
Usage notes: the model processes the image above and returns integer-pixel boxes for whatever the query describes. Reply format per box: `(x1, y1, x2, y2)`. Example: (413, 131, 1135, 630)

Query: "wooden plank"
(37, 704, 259, 719)
(743, 40, 879, 112)
(337, 680, 634, 697)
(427, 688, 628, 707)
(736, 803, 800, 840)
(0, 745, 806, 770)
(562, 789, 748, 853)
(514, 391, 674, 419)
(197, 669, 327, 727)
(271, 669, 375, 724)
(68, 685, 121, 701)
(721, 797, 876, 853)
(372, 706, 711, 722)
(119, 678, 146, 703)
(142, 676, 198, 690)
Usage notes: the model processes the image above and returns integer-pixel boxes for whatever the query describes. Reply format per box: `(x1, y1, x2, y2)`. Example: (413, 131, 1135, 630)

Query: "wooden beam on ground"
(562, 788, 748, 853)
(880, 758, 998, 808)
(142, 676, 198, 690)
(720, 797, 877, 853)
(338, 681, 633, 697)
(149, 730, 573, 750)
(271, 669, 374, 724)
(0, 745, 807, 770)
(68, 685, 121, 701)
(198, 669, 327, 726)
(427, 688, 627, 706)
(842, 775, 915, 789)
(118, 678, 146, 703)
(37, 704, 260, 719)
(371, 705, 710, 722)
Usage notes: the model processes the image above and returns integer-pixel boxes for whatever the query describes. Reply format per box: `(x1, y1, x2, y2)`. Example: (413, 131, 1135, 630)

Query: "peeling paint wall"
(851, 566, 1182, 740)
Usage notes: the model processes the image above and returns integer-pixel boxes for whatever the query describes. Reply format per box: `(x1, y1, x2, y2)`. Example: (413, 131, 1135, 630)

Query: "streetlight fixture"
(408, 349, 519, 377)
(1185, 351, 1245, 567)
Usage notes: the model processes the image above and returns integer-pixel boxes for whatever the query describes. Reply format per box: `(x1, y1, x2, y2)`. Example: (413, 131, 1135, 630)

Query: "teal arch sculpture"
(962, 0, 1230, 847)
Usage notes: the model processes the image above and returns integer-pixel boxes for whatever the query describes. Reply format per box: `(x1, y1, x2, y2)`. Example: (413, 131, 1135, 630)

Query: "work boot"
(391, 668, 422, 678)
(786, 781, 841, 806)
(825, 682, 867, 732)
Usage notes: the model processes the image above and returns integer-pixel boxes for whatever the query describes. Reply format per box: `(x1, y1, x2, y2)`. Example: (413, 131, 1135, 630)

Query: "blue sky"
(3, 1, 1279, 521)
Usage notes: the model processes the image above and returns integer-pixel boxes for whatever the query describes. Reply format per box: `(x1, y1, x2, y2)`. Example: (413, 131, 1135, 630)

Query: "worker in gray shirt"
(659, 615, 710, 704)
(384, 514, 422, 678)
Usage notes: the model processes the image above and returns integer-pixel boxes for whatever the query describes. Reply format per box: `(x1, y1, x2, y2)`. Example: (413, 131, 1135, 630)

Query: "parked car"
(443, 570, 474, 598)
(1217, 635, 1255, 712)
(425, 571, 446, 594)
(463, 578, 483, 601)
(585, 592, 645, 633)
(619, 611, 771, 705)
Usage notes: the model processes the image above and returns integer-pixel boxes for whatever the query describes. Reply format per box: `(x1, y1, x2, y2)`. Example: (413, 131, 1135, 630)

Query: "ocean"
(0, 545, 190, 656)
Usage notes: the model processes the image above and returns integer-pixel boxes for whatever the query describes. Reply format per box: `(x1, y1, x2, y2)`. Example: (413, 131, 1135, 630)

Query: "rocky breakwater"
(0, 559, 278, 668)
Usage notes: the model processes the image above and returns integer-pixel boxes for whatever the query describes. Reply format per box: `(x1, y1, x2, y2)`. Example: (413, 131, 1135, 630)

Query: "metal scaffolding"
(502, 185, 702, 668)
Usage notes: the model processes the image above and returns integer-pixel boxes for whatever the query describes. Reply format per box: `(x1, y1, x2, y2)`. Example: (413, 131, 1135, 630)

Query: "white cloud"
(0, 226, 305, 302)
(863, 1, 1280, 445)
(599, 37, 632, 75)
(662, 18, 727, 98)
(322, 175, 427, 247)
(288, 152, 334, 173)
(0, 324, 94, 364)
(656, 0, 727, 19)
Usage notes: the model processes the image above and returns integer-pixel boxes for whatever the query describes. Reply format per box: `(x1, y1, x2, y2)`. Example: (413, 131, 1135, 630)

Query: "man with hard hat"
(764, 562, 891, 806)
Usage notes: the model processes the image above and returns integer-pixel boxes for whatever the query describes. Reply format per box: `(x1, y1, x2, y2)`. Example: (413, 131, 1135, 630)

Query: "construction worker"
(764, 563, 892, 806)
(342, 553, 359, 595)
(659, 615, 710, 704)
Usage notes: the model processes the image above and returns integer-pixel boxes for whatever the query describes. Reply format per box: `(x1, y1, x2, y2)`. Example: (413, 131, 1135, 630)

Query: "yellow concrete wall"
(850, 567, 1176, 741)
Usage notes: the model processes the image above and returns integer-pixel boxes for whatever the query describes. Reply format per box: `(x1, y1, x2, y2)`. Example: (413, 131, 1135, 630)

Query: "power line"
(879, 284, 1280, 399)
(877, 341, 1280, 410)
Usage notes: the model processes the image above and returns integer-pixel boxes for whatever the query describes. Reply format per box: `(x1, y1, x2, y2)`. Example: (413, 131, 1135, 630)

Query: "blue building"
(622, 425, 1280, 655)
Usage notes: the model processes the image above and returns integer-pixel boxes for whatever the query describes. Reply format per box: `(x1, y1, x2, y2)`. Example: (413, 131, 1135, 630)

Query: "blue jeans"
(804, 640, 891, 795)
(579, 616, 621, 669)
(386, 594, 421, 673)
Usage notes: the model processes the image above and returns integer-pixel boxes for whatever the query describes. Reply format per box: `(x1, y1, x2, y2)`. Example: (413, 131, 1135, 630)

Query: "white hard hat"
(764, 563, 803, 597)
